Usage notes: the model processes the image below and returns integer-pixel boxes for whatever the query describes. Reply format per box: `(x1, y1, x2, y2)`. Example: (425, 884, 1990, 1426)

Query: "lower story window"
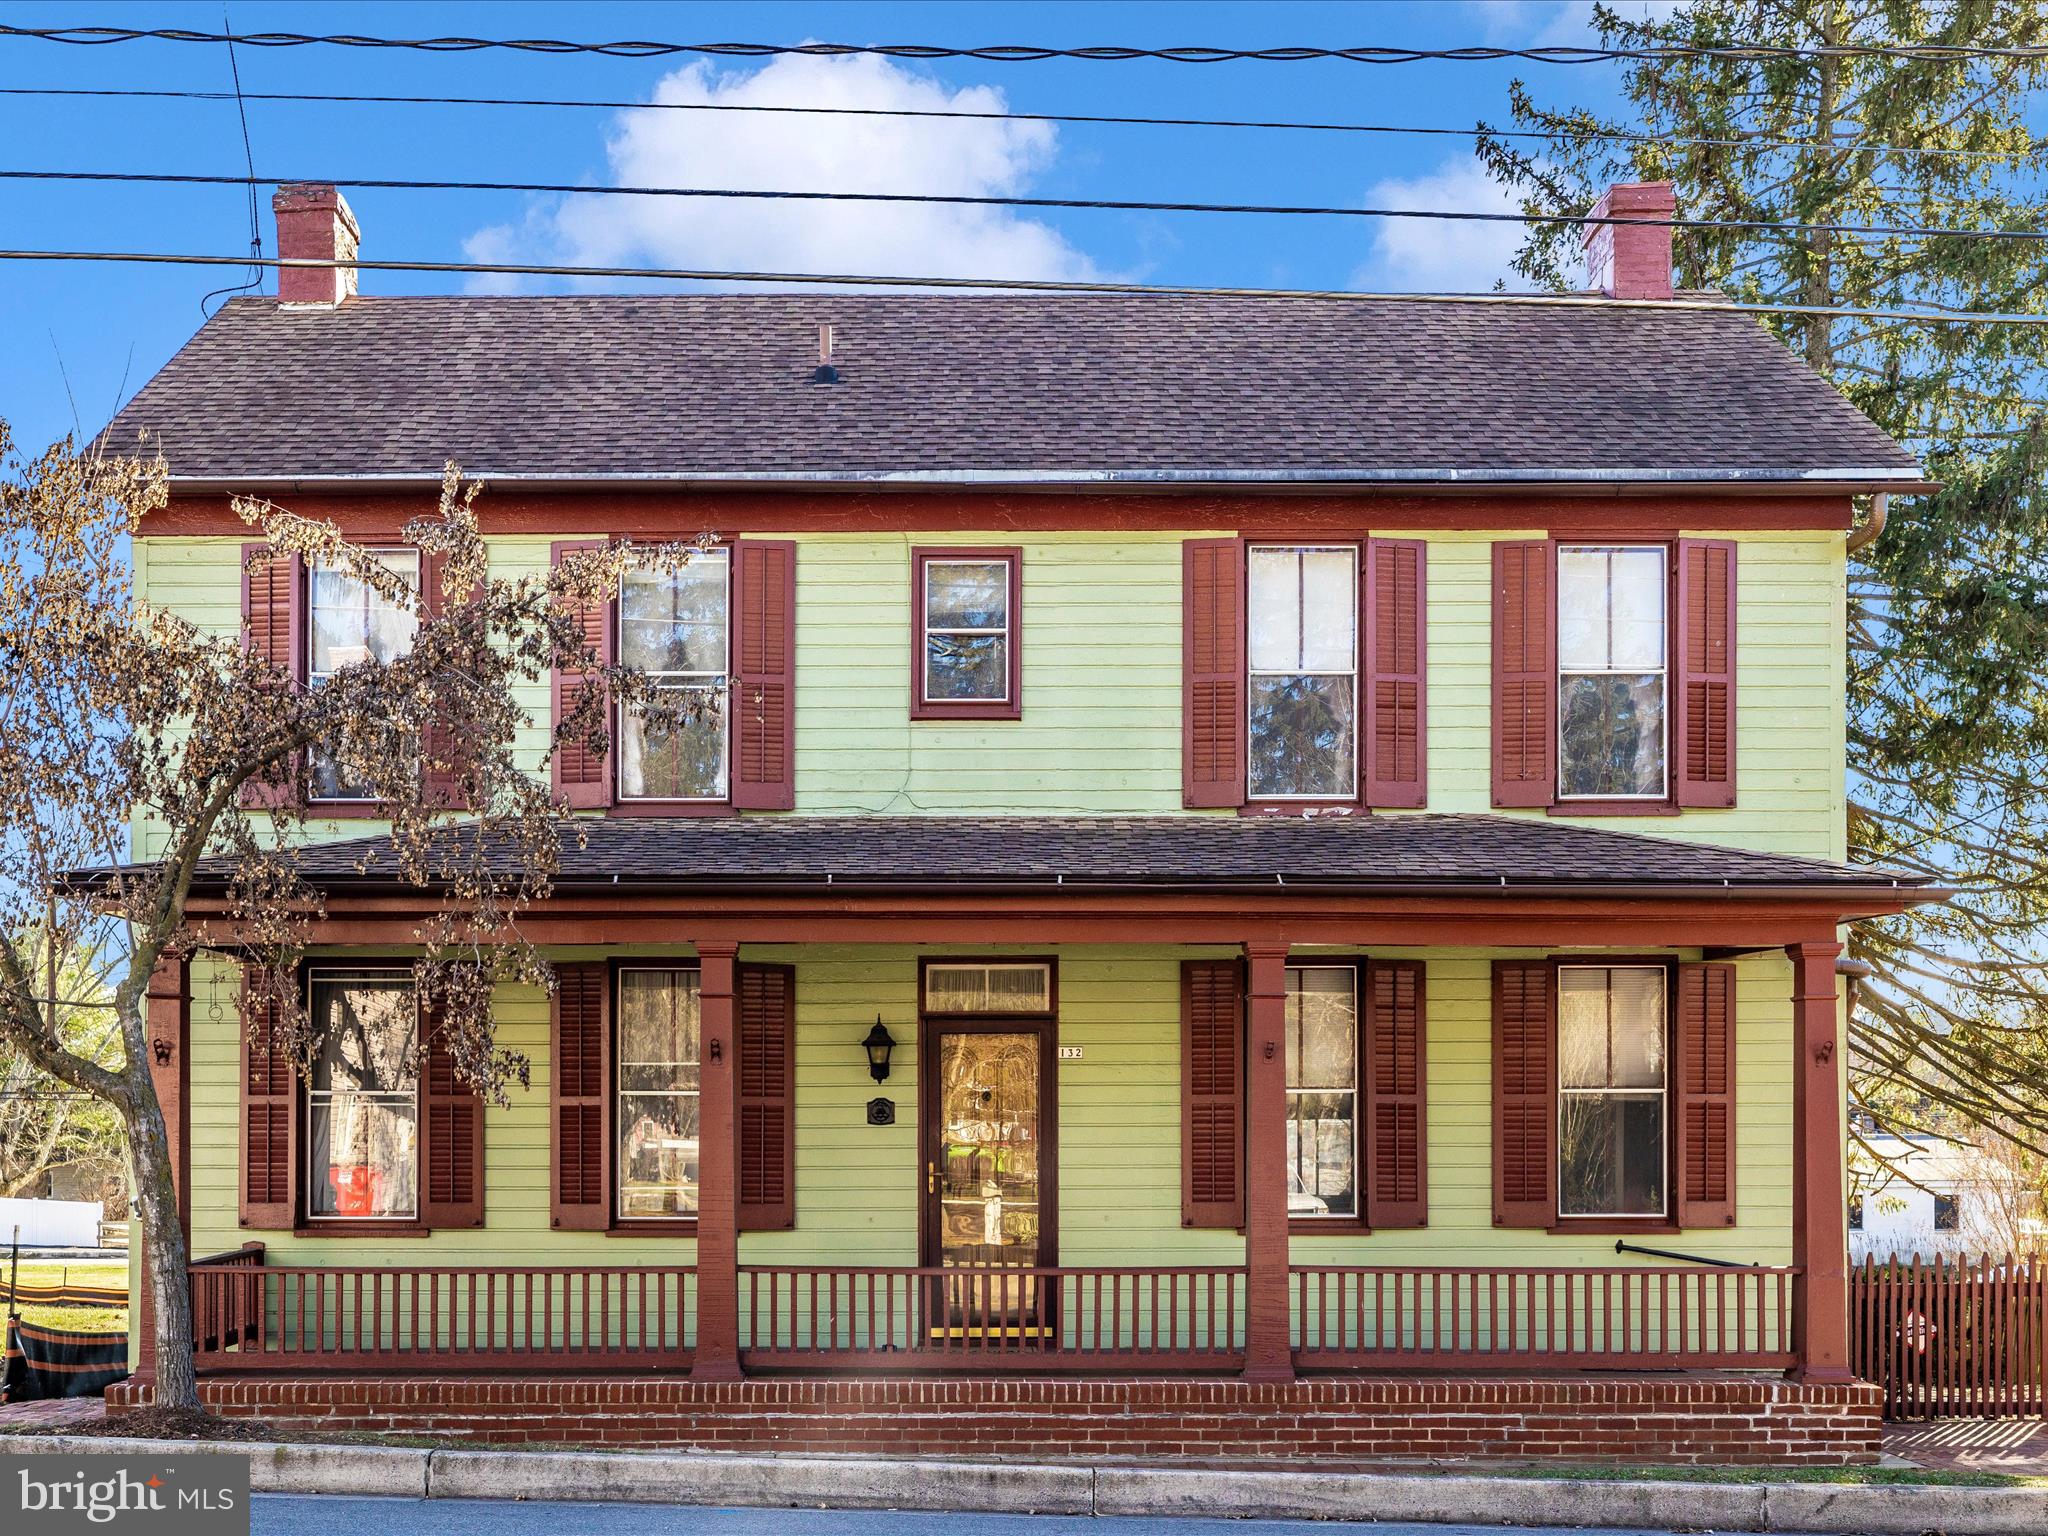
(617, 967, 701, 1219)
(1284, 965, 1358, 1219)
(306, 969, 419, 1220)
(1557, 965, 1668, 1218)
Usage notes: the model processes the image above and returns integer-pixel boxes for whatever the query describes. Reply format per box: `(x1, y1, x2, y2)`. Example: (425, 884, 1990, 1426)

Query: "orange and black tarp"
(3, 1317, 129, 1401)
(0, 1278, 128, 1308)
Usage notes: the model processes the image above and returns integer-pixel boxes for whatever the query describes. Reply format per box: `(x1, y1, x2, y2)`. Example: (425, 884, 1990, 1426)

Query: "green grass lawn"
(5, 1258, 129, 1332)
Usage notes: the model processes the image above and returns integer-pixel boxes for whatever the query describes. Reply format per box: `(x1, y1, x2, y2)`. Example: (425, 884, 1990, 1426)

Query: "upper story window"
(308, 550, 419, 801)
(617, 966, 701, 1221)
(1557, 545, 1667, 800)
(1285, 965, 1358, 1220)
(306, 968, 419, 1221)
(912, 549, 1021, 719)
(1557, 964, 1668, 1219)
(618, 549, 730, 802)
(1247, 546, 1357, 800)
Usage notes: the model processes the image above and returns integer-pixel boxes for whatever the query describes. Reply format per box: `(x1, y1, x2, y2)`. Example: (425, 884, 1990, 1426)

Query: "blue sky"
(0, 1, 1663, 456)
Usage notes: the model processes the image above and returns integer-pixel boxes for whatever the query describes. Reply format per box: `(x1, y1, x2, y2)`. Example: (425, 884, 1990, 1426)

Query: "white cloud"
(1465, 1, 1686, 49)
(464, 53, 1103, 291)
(1351, 157, 1529, 294)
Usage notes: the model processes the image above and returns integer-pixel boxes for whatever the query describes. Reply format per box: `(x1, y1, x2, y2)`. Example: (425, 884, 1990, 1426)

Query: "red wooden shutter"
(1363, 958, 1427, 1228)
(550, 961, 610, 1230)
(550, 540, 614, 810)
(1364, 538, 1428, 808)
(735, 962, 796, 1230)
(238, 962, 296, 1229)
(1675, 539, 1737, 808)
(731, 540, 797, 811)
(240, 544, 304, 809)
(1677, 961, 1738, 1228)
(1491, 960, 1555, 1228)
(419, 547, 473, 810)
(422, 1004, 486, 1229)
(1181, 958, 1246, 1227)
(1491, 540, 1556, 807)
(1183, 538, 1247, 808)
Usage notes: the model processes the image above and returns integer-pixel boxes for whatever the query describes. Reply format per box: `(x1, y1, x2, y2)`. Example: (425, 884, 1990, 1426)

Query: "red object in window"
(327, 1164, 382, 1217)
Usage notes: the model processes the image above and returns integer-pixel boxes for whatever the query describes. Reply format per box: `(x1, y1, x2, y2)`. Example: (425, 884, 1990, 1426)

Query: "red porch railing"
(1852, 1253, 2048, 1419)
(739, 1264, 1245, 1371)
(1291, 1264, 1800, 1370)
(190, 1251, 695, 1372)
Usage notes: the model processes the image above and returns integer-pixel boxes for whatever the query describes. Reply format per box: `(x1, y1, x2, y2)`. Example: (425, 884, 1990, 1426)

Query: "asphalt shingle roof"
(105, 293, 1920, 484)
(229, 814, 1928, 894)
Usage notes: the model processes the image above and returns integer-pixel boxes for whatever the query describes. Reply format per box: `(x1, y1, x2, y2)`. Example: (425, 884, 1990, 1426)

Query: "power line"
(1, 83, 2038, 165)
(6, 167, 2044, 247)
(3, 245, 2044, 327)
(4, 22, 2047, 63)
(196, 7, 264, 318)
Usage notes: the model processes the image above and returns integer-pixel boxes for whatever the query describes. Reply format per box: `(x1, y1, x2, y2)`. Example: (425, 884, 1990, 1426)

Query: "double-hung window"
(1284, 965, 1359, 1219)
(616, 967, 702, 1220)
(306, 968, 419, 1221)
(1557, 545, 1667, 800)
(1557, 965, 1668, 1219)
(308, 549, 419, 802)
(1247, 546, 1357, 800)
(618, 549, 730, 802)
(913, 549, 1020, 718)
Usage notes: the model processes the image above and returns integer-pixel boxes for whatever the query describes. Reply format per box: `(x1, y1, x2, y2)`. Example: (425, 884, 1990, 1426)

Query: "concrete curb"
(5, 1434, 2046, 1532)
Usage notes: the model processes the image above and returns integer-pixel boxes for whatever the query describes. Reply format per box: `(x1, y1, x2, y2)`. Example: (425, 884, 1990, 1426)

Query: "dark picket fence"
(1851, 1253, 2048, 1419)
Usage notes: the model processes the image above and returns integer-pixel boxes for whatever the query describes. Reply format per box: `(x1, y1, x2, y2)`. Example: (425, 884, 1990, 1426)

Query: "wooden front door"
(920, 1017, 1056, 1337)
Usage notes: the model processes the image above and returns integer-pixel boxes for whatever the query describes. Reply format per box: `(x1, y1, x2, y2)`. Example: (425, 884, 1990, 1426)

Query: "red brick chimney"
(1579, 180, 1675, 300)
(272, 183, 360, 306)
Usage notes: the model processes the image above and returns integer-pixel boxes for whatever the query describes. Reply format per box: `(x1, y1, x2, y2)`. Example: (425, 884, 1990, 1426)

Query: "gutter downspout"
(1846, 492, 1889, 554)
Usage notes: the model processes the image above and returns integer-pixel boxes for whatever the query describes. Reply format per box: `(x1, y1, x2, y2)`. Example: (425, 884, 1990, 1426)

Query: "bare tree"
(0, 925, 126, 1203)
(0, 420, 706, 1409)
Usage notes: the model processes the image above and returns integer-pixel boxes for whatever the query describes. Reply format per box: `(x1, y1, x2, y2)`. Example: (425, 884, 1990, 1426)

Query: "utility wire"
(196, 7, 264, 318)
(6, 167, 2044, 246)
(1, 83, 2039, 165)
(3, 245, 2044, 327)
(4, 22, 2047, 63)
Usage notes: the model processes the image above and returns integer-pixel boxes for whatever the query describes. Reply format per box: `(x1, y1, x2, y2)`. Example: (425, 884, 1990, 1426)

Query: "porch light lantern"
(862, 1019, 896, 1083)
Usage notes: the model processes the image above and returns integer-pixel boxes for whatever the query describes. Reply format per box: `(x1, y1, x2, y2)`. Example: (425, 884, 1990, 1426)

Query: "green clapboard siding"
(133, 527, 1844, 855)
(181, 944, 1796, 1281)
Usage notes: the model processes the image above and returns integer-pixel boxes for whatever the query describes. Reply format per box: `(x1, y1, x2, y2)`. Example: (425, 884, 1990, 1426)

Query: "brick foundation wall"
(108, 1373, 1882, 1465)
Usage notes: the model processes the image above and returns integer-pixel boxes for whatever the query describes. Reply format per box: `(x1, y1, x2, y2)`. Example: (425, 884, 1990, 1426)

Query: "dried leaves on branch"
(1477, 0, 2048, 1158)
(0, 418, 713, 1403)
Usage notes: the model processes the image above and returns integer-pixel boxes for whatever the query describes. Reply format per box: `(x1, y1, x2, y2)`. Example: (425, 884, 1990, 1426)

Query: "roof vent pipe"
(812, 323, 841, 384)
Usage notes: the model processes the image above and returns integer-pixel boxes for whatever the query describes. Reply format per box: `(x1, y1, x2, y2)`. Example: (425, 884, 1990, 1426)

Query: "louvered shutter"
(1675, 539, 1737, 808)
(238, 963, 296, 1228)
(550, 540, 614, 810)
(731, 541, 797, 811)
(1492, 960, 1556, 1228)
(422, 1006, 486, 1229)
(1364, 959, 1427, 1228)
(240, 544, 304, 809)
(1491, 540, 1556, 807)
(1677, 961, 1738, 1228)
(550, 961, 610, 1230)
(735, 963, 796, 1230)
(1183, 538, 1247, 808)
(1364, 538, 1428, 807)
(419, 548, 469, 810)
(1181, 958, 1246, 1228)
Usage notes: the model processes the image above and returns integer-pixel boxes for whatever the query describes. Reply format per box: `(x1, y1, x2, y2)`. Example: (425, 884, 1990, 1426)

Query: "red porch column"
(132, 953, 190, 1387)
(1243, 941, 1293, 1382)
(692, 942, 743, 1381)
(1787, 938, 1851, 1382)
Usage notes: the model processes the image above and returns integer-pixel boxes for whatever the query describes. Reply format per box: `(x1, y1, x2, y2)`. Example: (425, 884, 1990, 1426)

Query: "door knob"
(927, 1161, 940, 1195)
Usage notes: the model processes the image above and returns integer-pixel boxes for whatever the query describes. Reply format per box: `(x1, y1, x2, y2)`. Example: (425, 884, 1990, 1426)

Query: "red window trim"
(910, 547, 1023, 721)
(608, 959, 705, 1236)
(1544, 951, 1683, 1232)
(610, 540, 739, 816)
(1281, 956, 1374, 1235)
(300, 544, 426, 817)
(1243, 541, 1365, 807)
(1551, 536, 1680, 813)
(299, 962, 433, 1232)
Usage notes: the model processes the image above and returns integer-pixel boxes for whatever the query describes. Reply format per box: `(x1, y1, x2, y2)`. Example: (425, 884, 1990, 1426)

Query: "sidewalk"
(0, 1398, 104, 1430)
(1887, 1420, 2048, 1477)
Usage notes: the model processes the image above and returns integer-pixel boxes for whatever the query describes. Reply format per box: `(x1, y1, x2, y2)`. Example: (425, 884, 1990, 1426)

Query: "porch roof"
(174, 813, 1935, 900)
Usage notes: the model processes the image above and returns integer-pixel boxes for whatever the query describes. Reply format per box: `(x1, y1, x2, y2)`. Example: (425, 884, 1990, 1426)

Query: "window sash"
(1284, 964, 1358, 1220)
(923, 961, 1052, 1015)
(618, 551, 731, 802)
(305, 967, 419, 1221)
(616, 967, 702, 1222)
(1556, 964, 1668, 1219)
(921, 558, 1013, 704)
(308, 549, 420, 803)
(1247, 546, 1358, 802)
(1557, 544, 1668, 801)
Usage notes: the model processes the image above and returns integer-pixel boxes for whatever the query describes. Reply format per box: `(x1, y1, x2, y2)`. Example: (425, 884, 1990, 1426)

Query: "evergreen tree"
(1478, 0, 2048, 1147)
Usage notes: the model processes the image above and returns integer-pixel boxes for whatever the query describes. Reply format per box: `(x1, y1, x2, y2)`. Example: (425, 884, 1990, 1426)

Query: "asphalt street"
(251, 1494, 1822, 1536)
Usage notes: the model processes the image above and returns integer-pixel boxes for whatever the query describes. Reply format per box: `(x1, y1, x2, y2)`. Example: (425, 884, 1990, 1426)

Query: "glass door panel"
(927, 1028, 1046, 1337)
